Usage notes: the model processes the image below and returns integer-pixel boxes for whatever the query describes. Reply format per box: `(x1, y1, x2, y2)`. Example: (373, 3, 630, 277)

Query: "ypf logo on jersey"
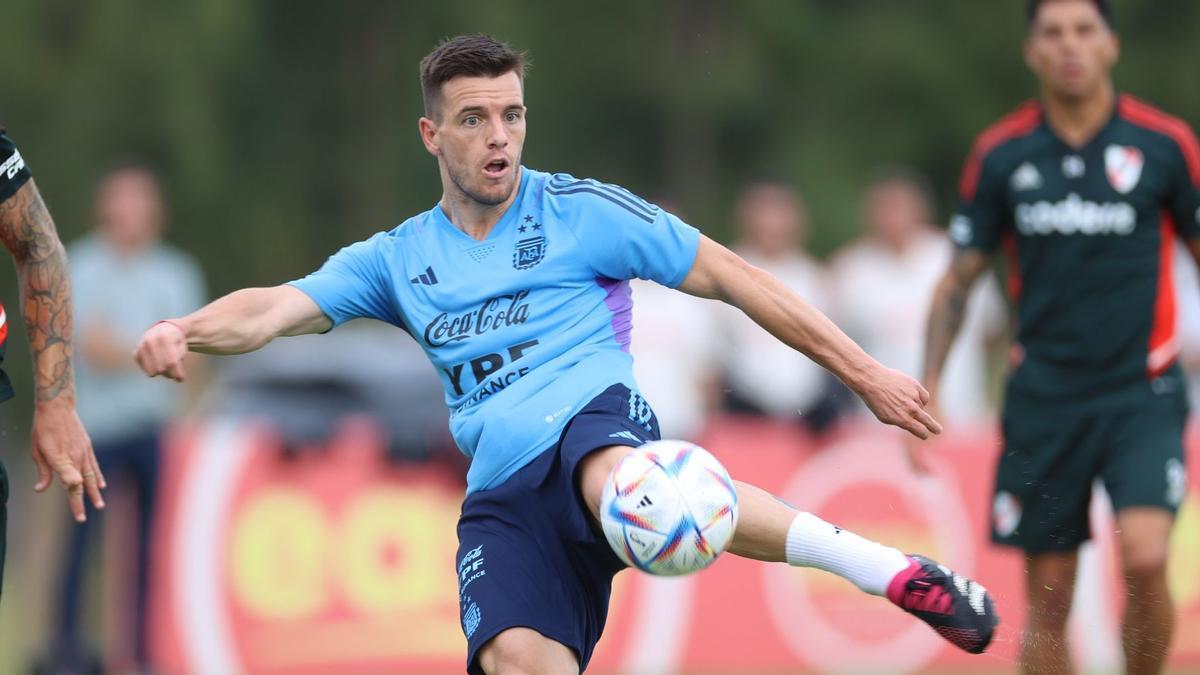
(1105, 144, 1145, 194)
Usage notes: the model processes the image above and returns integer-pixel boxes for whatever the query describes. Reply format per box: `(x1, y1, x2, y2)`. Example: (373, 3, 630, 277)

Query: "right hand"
(31, 398, 106, 522)
(134, 320, 190, 381)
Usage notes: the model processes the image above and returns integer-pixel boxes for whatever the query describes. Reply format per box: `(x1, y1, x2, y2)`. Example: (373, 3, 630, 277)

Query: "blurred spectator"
(40, 161, 206, 674)
(208, 324, 453, 464)
(713, 180, 840, 431)
(830, 168, 1004, 423)
(1174, 241, 1200, 407)
(630, 201, 720, 441)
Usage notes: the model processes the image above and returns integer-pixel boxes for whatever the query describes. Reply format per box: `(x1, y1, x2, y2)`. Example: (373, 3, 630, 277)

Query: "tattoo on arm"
(922, 249, 989, 387)
(0, 180, 75, 402)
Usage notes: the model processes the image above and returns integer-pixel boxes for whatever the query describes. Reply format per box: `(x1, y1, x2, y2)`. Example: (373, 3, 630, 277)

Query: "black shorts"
(992, 372, 1189, 553)
(456, 383, 660, 674)
(1, 299, 13, 403)
(1, 458, 8, 600)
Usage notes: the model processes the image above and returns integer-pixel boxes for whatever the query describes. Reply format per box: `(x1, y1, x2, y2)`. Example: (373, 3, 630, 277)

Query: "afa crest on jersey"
(513, 235, 546, 270)
(1105, 144, 1145, 194)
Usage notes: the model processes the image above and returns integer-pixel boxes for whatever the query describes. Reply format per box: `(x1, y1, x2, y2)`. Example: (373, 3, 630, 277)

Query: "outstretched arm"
(678, 235, 941, 439)
(134, 285, 330, 380)
(0, 179, 105, 520)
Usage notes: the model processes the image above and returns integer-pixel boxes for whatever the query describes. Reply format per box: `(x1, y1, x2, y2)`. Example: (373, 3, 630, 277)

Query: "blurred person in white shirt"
(1173, 241, 1200, 408)
(630, 200, 720, 440)
(40, 160, 206, 675)
(831, 168, 1005, 424)
(715, 179, 841, 431)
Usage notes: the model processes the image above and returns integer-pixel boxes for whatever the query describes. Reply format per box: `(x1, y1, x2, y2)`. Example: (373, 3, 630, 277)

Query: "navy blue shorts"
(456, 383, 661, 674)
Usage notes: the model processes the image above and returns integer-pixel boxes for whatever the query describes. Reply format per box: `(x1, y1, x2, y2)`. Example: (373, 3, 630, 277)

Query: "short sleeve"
(1166, 123, 1200, 239)
(549, 175, 700, 286)
(0, 127, 33, 204)
(950, 150, 1008, 253)
(287, 232, 403, 329)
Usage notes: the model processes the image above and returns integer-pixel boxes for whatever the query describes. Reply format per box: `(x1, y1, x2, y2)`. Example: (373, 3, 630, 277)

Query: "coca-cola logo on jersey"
(423, 290, 532, 347)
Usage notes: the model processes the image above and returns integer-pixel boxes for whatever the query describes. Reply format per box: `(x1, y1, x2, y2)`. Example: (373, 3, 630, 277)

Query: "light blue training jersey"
(289, 168, 701, 493)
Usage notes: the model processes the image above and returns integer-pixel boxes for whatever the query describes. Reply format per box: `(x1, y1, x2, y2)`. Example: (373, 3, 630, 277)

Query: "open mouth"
(483, 158, 510, 178)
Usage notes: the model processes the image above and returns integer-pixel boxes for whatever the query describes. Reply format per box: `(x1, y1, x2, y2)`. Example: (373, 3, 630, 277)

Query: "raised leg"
(578, 444, 998, 653)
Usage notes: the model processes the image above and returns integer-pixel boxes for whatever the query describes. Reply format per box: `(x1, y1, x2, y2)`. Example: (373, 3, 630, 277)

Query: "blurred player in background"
(831, 168, 1004, 429)
(916, 1, 1199, 672)
(39, 161, 206, 674)
(629, 199, 720, 441)
(715, 180, 838, 432)
(0, 124, 106, 600)
(134, 34, 997, 673)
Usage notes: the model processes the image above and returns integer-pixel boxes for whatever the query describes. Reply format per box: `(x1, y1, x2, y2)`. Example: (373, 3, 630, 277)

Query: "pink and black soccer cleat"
(886, 555, 998, 654)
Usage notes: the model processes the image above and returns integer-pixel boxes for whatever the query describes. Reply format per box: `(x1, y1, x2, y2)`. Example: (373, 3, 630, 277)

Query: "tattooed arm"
(905, 248, 991, 472)
(921, 249, 991, 393)
(0, 180, 74, 401)
(0, 179, 105, 521)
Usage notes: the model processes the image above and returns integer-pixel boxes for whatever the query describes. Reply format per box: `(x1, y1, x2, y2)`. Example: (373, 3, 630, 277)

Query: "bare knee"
(477, 628, 578, 675)
(1026, 552, 1077, 631)
(1117, 507, 1173, 589)
(1124, 546, 1168, 581)
(1123, 549, 1169, 598)
(577, 445, 636, 523)
(1029, 584, 1075, 631)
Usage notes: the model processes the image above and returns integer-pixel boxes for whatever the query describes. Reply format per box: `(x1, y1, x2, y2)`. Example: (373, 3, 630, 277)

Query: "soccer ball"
(600, 440, 739, 576)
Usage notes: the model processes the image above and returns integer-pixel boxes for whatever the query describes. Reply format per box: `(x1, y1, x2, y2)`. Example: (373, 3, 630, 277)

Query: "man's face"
(865, 181, 929, 249)
(1025, 0, 1118, 101)
(736, 186, 807, 254)
(420, 71, 526, 206)
(96, 169, 164, 248)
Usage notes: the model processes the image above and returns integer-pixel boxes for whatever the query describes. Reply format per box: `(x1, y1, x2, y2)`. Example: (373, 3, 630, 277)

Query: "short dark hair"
(98, 155, 163, 193)
(867, 165, 935, 208)
(1027, 0, 1114, 29)
(419, 34, 528, 119)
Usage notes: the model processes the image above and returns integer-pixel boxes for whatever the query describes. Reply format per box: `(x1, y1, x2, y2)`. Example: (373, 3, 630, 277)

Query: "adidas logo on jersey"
(1, 149, 25, 180)
(409, 266, 439, 286)
(1015, 193, 1136, 237)
(1010, 162, 1043, 191)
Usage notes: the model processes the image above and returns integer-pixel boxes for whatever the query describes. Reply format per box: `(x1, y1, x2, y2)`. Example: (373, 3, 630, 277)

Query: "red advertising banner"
(149, 416, 1200, 673)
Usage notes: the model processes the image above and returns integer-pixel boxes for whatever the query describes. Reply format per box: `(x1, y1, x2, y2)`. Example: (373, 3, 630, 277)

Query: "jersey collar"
(433, 168, 531, 246)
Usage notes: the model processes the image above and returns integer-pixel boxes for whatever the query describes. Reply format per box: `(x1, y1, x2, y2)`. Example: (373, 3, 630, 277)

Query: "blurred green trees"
(0, 0, 1196, 412)
(3, 1, 1197, 277)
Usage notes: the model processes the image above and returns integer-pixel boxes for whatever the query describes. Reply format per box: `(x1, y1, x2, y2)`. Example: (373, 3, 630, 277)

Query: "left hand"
(854, 365, 944, 440)
(31, 399, 106, 522)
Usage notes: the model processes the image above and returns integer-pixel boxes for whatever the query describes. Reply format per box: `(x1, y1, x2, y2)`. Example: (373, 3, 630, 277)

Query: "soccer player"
(0, 124, 107, 599)
(134, 35, 998, 673)
(915, 1, 1198, 673)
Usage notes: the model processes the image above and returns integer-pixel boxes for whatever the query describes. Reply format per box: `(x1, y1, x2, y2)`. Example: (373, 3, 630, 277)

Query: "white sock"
(784, 511, 912, 596)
